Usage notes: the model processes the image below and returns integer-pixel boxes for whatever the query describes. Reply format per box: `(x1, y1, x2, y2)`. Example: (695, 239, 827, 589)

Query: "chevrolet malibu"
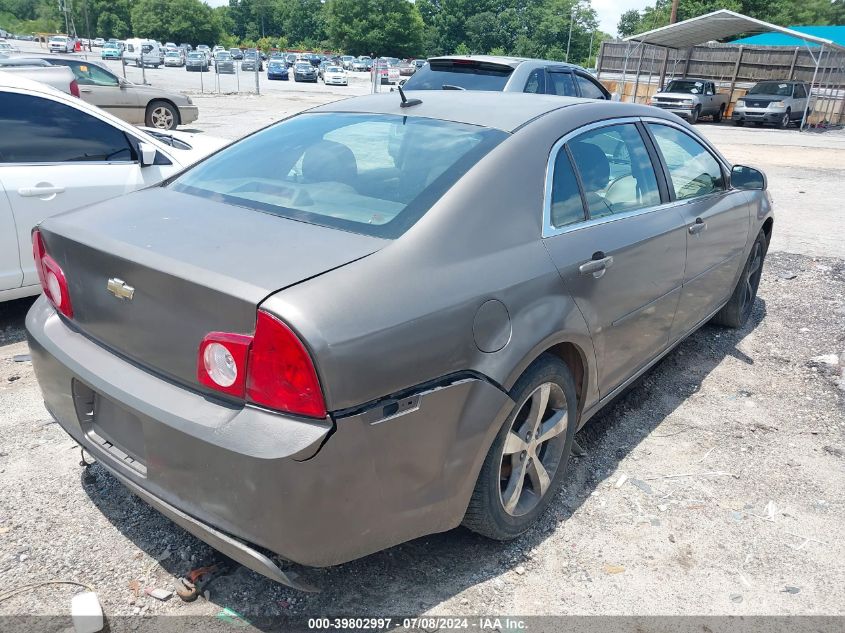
(27, 92, 772, 590)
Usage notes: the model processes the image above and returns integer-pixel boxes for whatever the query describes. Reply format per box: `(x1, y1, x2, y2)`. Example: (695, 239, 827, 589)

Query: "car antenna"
(398, 85, 422, 108)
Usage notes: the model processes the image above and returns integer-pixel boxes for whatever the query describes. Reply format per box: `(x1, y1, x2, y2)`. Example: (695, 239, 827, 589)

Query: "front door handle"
(579, 252, 614, 277)
(18, 185, 66, 197)
(688, 218, 707, 234)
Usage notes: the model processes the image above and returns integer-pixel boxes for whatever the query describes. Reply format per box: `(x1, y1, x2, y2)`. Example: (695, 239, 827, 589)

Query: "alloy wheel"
(498, 382, 568, 517)
(739, 240, 763, 321)
(151, 106, 174, 129)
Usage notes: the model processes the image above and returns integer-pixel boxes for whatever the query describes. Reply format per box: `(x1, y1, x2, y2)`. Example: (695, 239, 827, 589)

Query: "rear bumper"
(178, 104, 199, 124)
(26, 297, 511, 569)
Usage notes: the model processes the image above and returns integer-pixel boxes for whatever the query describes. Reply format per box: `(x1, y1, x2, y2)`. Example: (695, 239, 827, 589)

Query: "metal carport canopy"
(623, 9, 845, 52)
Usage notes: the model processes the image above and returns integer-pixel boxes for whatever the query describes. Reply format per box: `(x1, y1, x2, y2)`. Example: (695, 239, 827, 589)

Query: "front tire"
(711, 230, 767, 328)
(690, 105, 701, 124)
(778, 109, 791, 129)
(463, 355, 577, 540)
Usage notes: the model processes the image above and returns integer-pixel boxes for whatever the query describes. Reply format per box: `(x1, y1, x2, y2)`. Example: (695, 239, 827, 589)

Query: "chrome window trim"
(542, 115, 731, 239)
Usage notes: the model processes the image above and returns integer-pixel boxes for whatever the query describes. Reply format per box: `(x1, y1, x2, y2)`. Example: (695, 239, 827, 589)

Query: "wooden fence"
(595, 40, 845, 125)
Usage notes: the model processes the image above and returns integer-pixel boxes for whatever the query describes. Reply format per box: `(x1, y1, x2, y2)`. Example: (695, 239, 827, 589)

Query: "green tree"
(617, 9, 641, 37)
(131, 0, 222, 44)
(324, 0, 424, 56)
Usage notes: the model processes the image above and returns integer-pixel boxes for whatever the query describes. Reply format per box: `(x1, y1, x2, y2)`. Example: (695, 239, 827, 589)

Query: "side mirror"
(138, 142, 157, 167)
(731, 165, 766, 190)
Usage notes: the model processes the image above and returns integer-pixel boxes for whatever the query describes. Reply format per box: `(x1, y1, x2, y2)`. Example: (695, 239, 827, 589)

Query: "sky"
(202, 0, 644, 37)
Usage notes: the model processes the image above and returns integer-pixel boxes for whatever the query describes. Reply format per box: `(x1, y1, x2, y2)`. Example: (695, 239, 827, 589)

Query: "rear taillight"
(69, 79, 80, 98)
(197, 332, 252, 397)
(32, 229, 73, 318)
(196, 310, 326, 418)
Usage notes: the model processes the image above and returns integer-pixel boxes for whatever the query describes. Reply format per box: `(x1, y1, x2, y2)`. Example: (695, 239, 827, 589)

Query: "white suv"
(0, 74, 227, 302)
(48, 36, 74, 53)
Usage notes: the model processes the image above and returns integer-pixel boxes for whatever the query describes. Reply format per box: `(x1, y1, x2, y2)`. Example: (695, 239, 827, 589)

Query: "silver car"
(27, 92, 772, 590)
(732, 80, 810, 128)
(31, 55, 197, 129)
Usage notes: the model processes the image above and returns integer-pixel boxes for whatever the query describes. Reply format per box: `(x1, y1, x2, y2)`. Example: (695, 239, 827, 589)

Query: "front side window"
(0, 93, 134, 163)
(547, 71, 576, 96)
(171, 113, 507, 239)
(567, 123, 661, 219)
(575, 73, 606, 99)
(648, 124, 724, 200)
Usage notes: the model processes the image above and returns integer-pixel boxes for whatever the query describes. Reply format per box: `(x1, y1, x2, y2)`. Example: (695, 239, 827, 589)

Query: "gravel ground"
(1, 253, 842, 628)
(1, 43, 844, 628)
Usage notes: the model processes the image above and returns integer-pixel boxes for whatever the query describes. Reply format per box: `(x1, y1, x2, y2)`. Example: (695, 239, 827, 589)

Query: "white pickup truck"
(649, 78, 729, 124)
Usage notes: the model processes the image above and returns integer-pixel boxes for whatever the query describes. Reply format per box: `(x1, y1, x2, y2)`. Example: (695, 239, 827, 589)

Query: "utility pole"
(565, 6, 575, 62)
(670, 0, 679, 24)
(83, 0, 92, 51)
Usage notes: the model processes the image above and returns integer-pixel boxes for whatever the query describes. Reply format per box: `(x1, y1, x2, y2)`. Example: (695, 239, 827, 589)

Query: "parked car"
(267, 60, 288, 80)
(284, 53, 297, 68)
(93, 37, 105, 47)
(317, 60, 329, 79)
(403, 56, 611, 100)
(373, 59, 399, 85)
(398, 60, 415, 76)
(649, 78, 729, 123)
(122, 39, 162, 69)
(24, 91, 771, 589)
(732, 80, 810, 128)
(179, 43, 192, 53)
(322, 65, 347, 86)
(48, 35, 74, 54)
(0, 60, 79, 96)
(0, 73, 225, 303)
(340, 54, 355, 70)
(292, 61, 316, 82)
(351, 56, 371, 71)
(214, 51, 234, 74)
(196, 44, 211, 57)
(0, 40, 20, 55)
(414, 59, 425, 70)
(30, 56, 198, 129)
(101, 41, 122, 60)
(186, 52, 209, 73)
(229, 48, 243, 60)
(164, 51, 184, 67)
(241, 52, 263, 72)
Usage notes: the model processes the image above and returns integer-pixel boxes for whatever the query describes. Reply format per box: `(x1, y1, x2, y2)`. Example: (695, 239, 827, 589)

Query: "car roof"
(310, 91, 625, 133)
(426, 54, 585, 71)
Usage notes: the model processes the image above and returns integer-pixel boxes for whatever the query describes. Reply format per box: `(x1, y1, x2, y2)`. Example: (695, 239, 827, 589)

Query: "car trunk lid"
(39, 187, 386, 392)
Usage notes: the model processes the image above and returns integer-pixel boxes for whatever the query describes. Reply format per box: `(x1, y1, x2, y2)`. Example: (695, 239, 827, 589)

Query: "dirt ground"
(0, 66, 843, 629)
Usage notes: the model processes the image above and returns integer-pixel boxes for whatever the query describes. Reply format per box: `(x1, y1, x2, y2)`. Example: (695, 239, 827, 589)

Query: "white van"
(122, 38, 162, 68)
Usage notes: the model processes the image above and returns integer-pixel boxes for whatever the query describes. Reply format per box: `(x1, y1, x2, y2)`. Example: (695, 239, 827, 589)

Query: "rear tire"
(145, 100, 178, 130)
(463, 354, 577, 540)
(711, 230, 767, 328)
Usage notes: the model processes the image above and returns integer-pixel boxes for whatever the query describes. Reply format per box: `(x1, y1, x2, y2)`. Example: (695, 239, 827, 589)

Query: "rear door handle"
(579, 252, 614, 277)
(688, 218, 707, 234)
(80, 87, 93, 93)
(18, 185, 66, 197)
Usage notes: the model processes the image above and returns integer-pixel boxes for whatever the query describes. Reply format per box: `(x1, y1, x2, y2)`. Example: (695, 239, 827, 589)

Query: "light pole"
(565, 6, 575, 62)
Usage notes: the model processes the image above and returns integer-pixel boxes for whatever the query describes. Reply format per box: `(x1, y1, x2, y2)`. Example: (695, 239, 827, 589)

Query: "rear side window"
(524, 69, 545, 94)
(64, 61, 119, 86)
(546, 71, 576, 96)
(648, 124, 724, 200)
(567, 124, 661, 219)
(794, 84, 807, 98)
(172, 112, 507, 239)
(550, 149, 585, 228)
(402, 60, 512, 91)
(575, 73, 606, 99)
(0, 93, 134, 163)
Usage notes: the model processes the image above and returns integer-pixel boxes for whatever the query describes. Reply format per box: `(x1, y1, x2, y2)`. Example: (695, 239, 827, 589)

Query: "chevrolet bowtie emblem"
(107, 278, 135, 300)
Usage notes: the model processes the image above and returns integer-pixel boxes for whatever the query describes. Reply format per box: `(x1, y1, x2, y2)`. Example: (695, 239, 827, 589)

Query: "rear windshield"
(402, 60, 513, 91)
(171, 113, 507, 239)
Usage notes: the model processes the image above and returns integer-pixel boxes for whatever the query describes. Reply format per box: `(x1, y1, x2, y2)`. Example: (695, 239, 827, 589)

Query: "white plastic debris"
(615, 473, 628, 488)
(71, 591, 103, 633)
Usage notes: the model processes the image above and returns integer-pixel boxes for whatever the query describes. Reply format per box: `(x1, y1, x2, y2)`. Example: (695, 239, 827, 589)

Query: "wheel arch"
(762, 216, 774, 246)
